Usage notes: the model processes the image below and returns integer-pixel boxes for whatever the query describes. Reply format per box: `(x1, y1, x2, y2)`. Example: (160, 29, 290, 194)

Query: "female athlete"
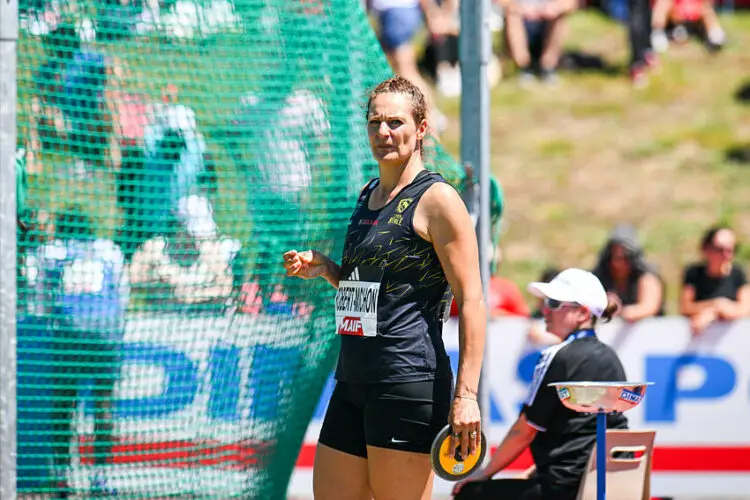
(283, 75, 486, 500)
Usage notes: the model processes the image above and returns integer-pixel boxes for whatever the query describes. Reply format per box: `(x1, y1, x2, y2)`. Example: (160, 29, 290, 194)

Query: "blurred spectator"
(527, 267, 562, 346)
(129, 195, 242, 315)
(23, 206, 128, 496)
(592, 224, 665, 322)
(228, 77, 329, 312)
(62, 44, 111, 174)
(368, 0, 453, 131)
(116, 84, 215, 261)
(27, 22, 120, 177)
(426, 0, 465, 98)
(27, 22, 77, 174)
(421, 0, 503, 97)
(108, 56, 151, 166)
(148, 84, 215, 202)
(496, 0, 576, 85)
(651, 0, 726, 53)
(431, 32, 462, 98)
(450, 249, 529, 318)
(726, 81, 750, 164)
(680, 226, 750, 334)
(626, 0, 656, 87)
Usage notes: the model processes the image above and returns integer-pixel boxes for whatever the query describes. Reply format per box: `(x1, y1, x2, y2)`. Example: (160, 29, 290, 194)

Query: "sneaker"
(437, 64, 462, 98)
(539, 67, 560, 86)
(651, 29, 669, 53)
(672, 24, 689, 45)
(489, 4, 504, 32)
(706, 27, 726, 53)
(706, 40, 724, 53)
(518, 68, 536, 88)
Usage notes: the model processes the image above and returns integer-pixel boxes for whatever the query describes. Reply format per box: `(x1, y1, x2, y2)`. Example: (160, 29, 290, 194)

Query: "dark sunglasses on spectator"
(544, 297, 575, 311)
(710, 245, 735, 255)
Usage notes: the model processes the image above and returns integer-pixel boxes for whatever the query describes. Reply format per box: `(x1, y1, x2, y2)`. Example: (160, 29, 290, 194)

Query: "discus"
(430, 425, 487, 481)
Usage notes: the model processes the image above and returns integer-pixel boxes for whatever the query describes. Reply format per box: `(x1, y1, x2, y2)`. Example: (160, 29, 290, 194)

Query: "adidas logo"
(348, 267, 360, 281)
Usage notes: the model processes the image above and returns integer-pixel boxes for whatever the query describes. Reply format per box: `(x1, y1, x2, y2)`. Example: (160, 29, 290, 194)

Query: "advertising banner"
(17, 314, 750, 497)
(291, 317, 750, 498)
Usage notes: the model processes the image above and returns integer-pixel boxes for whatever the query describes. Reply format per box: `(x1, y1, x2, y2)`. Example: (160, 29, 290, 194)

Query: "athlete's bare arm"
(413, 181, 486, 458)
(283, 249, 341, 289)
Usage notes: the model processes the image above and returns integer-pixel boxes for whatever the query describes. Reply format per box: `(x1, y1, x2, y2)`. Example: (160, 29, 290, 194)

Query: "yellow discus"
(430, 425, 487, 481)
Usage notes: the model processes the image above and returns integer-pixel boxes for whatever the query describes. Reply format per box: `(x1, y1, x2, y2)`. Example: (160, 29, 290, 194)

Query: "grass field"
(18, 10, 750, 314)
(437, 10, 750, 312)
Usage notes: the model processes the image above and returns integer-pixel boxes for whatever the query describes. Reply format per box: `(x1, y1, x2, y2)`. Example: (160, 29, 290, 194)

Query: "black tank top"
(334, 170, 454, 383)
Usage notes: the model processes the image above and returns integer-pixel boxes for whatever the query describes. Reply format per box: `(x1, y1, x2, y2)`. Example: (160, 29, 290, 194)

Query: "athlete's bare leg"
(313, 444, 372, 500)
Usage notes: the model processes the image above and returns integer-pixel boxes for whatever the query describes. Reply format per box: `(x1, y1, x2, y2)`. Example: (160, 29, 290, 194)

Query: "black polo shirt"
(521, 329, 629, 497)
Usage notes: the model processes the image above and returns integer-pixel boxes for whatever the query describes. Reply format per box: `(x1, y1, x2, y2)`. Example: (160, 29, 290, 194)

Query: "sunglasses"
(709, 245, 735, 256)
(544, 297, 578, 311)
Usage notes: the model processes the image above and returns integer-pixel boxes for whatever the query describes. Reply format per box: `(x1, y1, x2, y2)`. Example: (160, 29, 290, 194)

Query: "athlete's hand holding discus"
(450, 394, 482, 460)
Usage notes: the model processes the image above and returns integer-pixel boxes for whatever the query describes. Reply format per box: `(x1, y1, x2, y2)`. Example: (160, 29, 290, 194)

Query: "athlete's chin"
(374, 151, 407, 164)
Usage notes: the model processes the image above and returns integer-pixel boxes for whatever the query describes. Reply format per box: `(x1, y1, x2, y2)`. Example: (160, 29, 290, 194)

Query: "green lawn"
(17, 10, 750, 314)
(437, 10, 750, 312)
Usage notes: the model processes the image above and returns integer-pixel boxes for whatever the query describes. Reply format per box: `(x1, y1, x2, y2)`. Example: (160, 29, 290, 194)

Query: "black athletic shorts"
(318, 378, 452, 457)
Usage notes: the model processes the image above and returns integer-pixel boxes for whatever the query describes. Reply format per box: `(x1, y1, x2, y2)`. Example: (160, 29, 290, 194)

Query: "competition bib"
(335, 266, 382, 337)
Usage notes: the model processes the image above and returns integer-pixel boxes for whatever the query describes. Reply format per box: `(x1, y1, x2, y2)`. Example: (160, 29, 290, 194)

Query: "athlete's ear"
(416, 118, 428, 141)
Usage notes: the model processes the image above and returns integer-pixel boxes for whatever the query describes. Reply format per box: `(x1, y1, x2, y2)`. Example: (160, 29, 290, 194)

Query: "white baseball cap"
(527, 268, 608, 317)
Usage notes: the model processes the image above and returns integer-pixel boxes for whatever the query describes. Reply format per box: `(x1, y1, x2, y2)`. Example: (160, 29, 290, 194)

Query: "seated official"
(453, 268, 629, 500)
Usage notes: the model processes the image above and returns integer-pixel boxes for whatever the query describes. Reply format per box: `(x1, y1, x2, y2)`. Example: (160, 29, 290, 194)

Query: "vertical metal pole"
(596, 412, 607, 500)
(0, 0, 19, 497)
(459, 0, 491, 420)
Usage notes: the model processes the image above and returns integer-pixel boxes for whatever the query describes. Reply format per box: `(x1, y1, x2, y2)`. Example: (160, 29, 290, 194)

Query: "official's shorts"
(318, 378, 452, 457)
